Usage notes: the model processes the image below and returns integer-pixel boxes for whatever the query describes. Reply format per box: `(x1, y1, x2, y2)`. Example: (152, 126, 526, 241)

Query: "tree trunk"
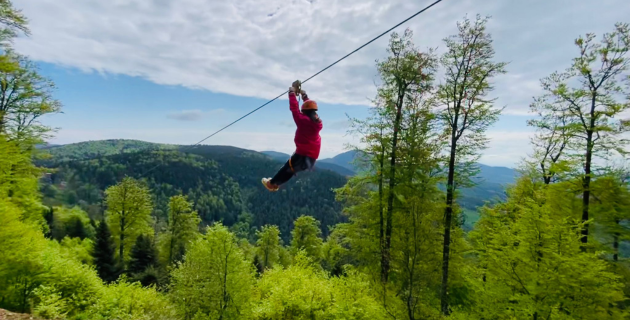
(120, 216, 125, 265)
(441, 132, 457, 316)
(384, 87, 405, 283)
(581, 95, 597, 247)
(379, 128, 386, 283)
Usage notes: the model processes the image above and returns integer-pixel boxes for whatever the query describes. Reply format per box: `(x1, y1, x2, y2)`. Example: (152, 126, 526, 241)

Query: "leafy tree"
(291, 215, 324, 263)
(374, 29, 436, 284)
(92, 220, 120, 283)
(533, 23, 630, 246)
(436, 15, 506, 315)
(50, 206, 94, 240)
(0, 198, 47, 312)
(105, 177, 153, 266)
(171, 223, 254, 320)
(81, 277, 176, 320)
(590, 170, 630, 260)
(158, 194, 200, 266)
(0, 0, 28, 45)
(253, 252, 389, 319)
(469, 177, 626, 319)
(0, 51, 61, 145)
(60, 236, 93, 265)
(129, 234, 159, 286)
(255, 225, 282, 271)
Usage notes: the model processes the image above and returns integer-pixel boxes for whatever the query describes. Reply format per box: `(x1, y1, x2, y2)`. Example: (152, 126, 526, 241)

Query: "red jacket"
(289, 92, 322, 159)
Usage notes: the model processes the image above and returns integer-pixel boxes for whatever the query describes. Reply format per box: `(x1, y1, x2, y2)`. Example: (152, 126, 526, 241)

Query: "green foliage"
(128, 234, 159, 286)
(92, 220, 121, 283)
(40, 144, 346, 242)
(33, 286, 68, 320)
(171, 223, 255, 320)
(105, 177, 153, 265)
(469, 177, 627, 319)
(256, 225, 282, 271)
(0, 0, 29, 44)
(80, 277, 176, 320)
(158, 195, 200, 266)
(0, 198, 47, 312)
(253, 252, 389, 319)
(60, 236, 94, 265)
(0, 50, 61, 146)
(50, 206, 94, 240)
(290, 215, 324, 263)
(41, 139, 173, 163)
(532, 23, 630, 243)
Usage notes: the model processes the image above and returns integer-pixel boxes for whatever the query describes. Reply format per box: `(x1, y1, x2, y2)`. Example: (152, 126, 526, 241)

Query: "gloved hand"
(291, 80, 301, 95)
(300, 90, 308, 100)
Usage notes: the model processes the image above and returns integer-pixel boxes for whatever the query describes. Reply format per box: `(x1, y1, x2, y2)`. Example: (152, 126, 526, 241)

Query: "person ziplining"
(262, 80, 322, 192)
(139, 0, 444, 179)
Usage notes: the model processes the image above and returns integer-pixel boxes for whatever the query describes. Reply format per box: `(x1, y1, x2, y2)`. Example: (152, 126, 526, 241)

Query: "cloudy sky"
(13, 0, 630, 167)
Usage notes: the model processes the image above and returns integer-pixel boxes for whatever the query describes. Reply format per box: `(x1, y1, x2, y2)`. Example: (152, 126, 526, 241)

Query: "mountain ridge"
(42, 139, 518, 228)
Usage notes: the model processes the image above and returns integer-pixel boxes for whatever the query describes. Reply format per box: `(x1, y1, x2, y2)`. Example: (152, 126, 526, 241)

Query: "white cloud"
(9, 0, 574, 107)
(167, 109, 204, 121)
(480, 130, 535, 167)
(166, 108, 224, 121)
(15, 0, 630, 166)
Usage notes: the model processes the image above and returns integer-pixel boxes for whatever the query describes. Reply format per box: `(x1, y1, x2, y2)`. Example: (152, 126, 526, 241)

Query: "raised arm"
(289, 90, 301, 122)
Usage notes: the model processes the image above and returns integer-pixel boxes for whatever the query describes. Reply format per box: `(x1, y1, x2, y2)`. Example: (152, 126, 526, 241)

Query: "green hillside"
(42, 140, 517, 233)
(40, 141, 346, 241)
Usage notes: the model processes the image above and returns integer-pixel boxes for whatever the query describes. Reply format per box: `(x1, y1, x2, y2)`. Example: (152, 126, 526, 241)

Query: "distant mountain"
(319, 150, 360, 172)
(39, 141, 346, 242)
(41, 139, 173, 164)
(42, 140, 518, 232)
(262, 151, 291, 161)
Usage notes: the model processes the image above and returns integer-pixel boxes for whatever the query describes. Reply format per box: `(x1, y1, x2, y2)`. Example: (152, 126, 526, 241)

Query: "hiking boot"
(261, 178, 279, 192)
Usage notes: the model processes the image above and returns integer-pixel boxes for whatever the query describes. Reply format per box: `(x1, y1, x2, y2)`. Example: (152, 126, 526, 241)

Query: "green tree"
(437, 15, 506, 315)
(0, 0, 28, 45)
(469, 177, 626, 319)
(105, 177, 153, 266)
(372, 29, 435, 283)
(92, 220, 120, 282)
(533, 23, 630, 246)
(128, 234, 159, 286)
(253, 252, 389, 320)
(255, 225, 282, 271)
(291, 215, 324, 263)
(0, 51, 61, 145)
(171, 223, 254, 320)
(158, 194, 200, 266)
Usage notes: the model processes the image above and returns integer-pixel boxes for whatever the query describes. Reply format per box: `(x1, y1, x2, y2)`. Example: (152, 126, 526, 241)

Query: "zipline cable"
(141, 0, 445, 176)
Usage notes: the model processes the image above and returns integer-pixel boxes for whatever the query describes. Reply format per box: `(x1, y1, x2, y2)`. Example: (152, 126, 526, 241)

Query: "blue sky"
(15, 0, 630, 167)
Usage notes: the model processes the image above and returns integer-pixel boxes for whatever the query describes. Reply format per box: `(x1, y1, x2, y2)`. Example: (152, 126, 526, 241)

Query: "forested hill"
(41, 139, 518, 232)
(268, 149, 518, 226)
(39, 140, 346, 241)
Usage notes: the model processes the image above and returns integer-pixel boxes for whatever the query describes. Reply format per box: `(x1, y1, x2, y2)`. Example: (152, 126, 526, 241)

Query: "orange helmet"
(301, 100, 318, 111)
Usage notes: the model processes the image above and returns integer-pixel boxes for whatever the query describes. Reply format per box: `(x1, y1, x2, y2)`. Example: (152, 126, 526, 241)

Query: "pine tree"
(128, 234, 158, 275)
(92, 220, 120, 283)
(65, 217, 87, 240)
(128, 234, 159, 286)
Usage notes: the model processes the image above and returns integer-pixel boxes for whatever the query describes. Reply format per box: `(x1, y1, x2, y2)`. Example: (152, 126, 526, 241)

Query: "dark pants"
(270, 153, 316, 186)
